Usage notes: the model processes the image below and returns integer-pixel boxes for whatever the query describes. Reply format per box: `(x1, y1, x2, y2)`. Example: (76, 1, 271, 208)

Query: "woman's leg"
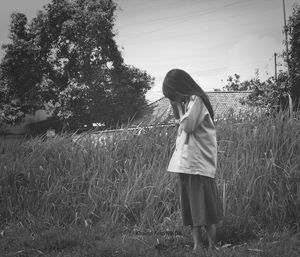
(192, 226, 203, 251)
(206, 224, 217, 248)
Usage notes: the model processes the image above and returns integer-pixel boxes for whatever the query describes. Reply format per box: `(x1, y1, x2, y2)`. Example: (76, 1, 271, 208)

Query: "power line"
(117, 0, 265, 29)
(115, 0, 289, 83)
(116, 0, 279, 42)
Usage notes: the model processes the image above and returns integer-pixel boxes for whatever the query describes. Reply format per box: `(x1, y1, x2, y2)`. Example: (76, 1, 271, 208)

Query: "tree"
(0, 12, 44, 125)
(222, 73, 255, 91)
(222, 71, 290, 111)
(244, 72, 290, 110)
(0, 0, 153, 129)
(288, 4, 300, 107)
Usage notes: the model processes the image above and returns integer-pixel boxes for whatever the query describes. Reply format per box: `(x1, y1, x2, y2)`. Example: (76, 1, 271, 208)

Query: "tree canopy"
(222, 71, 290, 110)
(0, 0, 153, 129)
(222, 73, 255, 91)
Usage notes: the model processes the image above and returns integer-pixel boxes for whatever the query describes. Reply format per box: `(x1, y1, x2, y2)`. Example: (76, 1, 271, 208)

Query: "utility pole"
(274, 53, 277, 80)
(283, 0, 289, 76)
(283, 0, 293, 116)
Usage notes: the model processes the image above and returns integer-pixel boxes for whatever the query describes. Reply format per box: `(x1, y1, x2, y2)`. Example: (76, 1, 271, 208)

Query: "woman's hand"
(170, 99, 185, 120)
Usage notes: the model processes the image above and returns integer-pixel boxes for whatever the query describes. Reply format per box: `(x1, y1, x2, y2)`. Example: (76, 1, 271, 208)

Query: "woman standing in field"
(163, 69, 223, 251)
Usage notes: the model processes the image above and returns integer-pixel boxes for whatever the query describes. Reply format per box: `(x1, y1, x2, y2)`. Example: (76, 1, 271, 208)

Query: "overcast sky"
(0, 0, 298, 102)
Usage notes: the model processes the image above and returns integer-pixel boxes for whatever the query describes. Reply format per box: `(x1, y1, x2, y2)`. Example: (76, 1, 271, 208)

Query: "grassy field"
(0, 111, 300, 256)
(1, 222, 300, 257)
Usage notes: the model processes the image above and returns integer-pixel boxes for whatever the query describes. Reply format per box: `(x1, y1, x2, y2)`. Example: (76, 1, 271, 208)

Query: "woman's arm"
(180, 96, 205, 133)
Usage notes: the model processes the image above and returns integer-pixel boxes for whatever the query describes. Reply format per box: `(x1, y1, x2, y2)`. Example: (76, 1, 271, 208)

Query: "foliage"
(244, 73, 291, 111)
(0, 0, 153, 128)
(222, 73, 255, 91)
(222, 71, 291, 111)
(0, 12, 44, 125)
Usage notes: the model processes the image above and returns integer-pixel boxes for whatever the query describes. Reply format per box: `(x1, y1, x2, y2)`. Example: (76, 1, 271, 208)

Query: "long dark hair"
(162, 69, 214, 121)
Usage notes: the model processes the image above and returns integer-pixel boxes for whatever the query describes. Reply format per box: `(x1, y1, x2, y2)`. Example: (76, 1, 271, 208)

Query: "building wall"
(1, 110, 49, 135)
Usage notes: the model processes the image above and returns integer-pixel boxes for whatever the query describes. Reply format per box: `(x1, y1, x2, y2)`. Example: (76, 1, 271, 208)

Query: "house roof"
(130, 91, 252, 127)
(207, 91, 252, 118)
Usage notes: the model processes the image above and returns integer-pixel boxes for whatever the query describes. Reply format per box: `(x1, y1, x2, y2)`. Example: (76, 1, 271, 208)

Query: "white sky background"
(0, 0, 298, 103)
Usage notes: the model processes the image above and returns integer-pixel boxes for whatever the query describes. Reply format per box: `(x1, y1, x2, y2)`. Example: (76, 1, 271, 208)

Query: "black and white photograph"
(0, 0, 299, 256)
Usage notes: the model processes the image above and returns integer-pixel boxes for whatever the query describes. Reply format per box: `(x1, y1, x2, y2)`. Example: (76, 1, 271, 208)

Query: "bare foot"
(193, 244, 204, 252)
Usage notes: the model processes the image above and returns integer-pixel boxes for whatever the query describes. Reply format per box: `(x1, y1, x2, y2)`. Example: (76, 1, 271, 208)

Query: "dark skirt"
(178, 173, 223, 226)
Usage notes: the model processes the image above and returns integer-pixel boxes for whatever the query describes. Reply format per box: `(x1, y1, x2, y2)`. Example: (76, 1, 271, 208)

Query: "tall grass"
(217, 111, 300, 230)
(0, 111, 299, 233)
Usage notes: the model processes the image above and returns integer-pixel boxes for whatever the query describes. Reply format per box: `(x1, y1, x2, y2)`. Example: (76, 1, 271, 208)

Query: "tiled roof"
(130, 97, 174, 127)
(207, 91, 252, 118)
(130, 91, 252, 127)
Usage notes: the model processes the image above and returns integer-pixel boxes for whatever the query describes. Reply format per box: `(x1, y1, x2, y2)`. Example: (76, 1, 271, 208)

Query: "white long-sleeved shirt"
(167, 95, 217, 178)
